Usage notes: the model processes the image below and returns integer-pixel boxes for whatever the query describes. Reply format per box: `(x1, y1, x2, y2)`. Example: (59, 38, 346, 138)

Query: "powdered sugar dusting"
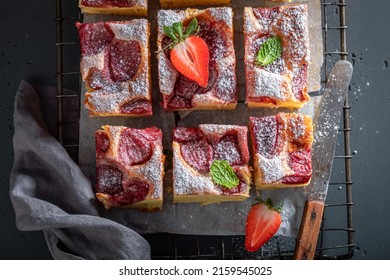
(132, 145, 164, 199)
(257, 153, 286, 184)
(199, 124, 243, 139)
(253, 68, 284, 100)
(158, 53, 178, 96)
(289, 114, 306, 139)
(108, 19, 148, 44)
(80, 53, 104, 80)
(208, 7, 233, 29)
(157, 9, 186, 35)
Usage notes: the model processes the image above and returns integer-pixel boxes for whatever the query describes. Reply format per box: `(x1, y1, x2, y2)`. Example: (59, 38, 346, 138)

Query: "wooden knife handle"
(294, 200, 325, 260)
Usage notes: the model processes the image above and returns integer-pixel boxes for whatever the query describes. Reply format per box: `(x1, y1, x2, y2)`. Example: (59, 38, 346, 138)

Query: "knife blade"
(294, 60, 353, 260)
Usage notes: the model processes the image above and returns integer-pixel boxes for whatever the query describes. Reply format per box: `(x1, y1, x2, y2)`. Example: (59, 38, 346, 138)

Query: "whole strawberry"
(245, 198, 283, 252)
(162, 18, 209, 88)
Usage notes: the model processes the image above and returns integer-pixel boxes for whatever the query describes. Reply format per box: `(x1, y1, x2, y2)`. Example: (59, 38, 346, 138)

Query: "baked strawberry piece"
(76, 19, 151, 116)
(244, 5, 310, 108)
(249, 113, 313, 188)
(79, 0, 148, 16)
(172, 125, 251, 204)
(157, 8, 237, 111)
(159, 0, 231, 8)
(95, 126, 165, 210)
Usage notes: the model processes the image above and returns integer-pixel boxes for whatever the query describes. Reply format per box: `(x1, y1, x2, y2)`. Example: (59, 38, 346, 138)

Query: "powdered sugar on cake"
(173, 143, 216, 196)
(132, 145, 164, 199)
(109, 19, 148, 44)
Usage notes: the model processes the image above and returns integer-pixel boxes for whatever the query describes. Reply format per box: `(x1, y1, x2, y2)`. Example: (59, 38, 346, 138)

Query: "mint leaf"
(256, 37, 282, 66)
(210, 160, 239, 189)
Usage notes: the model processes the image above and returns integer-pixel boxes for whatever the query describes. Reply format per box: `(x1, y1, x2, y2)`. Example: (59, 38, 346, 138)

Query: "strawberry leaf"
(256, 37, 282, 66)
(210, 160, 239, 189)
(163, 26, 177, 41)
(172, 22, 183, 37)
(184, 18, 198, 37)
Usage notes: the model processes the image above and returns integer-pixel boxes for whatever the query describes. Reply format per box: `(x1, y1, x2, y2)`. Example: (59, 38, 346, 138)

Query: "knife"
(294, 60, 353, 260)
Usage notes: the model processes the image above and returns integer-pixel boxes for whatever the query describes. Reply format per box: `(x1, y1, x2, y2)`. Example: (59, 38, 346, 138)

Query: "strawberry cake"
(159, 0, 231, 8)
(249, 113, 313, 188)
(172, 125, 251, 204)
(244, 5, 310, 108)
(95, 126, 165, 210)
(157, 7, 237, 111)
(79, 0, 148, 16)
(76, 19, 152, 116)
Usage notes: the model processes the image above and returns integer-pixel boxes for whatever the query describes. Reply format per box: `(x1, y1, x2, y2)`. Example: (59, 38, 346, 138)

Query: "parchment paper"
(79, 0, 323, 238)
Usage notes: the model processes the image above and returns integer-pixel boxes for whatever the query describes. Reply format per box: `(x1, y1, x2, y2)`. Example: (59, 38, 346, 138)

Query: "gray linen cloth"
(10, 81, 150, 259)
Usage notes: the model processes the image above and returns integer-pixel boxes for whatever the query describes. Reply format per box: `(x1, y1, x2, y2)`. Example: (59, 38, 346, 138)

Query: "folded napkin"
(10, 81, 150, 259)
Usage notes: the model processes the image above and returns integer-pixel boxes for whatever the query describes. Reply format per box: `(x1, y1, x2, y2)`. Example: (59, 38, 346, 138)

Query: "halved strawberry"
(162, 18, 209, 88)
(245, 198, 282, 252)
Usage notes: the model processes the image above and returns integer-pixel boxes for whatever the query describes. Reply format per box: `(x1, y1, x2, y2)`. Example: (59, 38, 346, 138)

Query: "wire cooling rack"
(55, 0, 355, 259)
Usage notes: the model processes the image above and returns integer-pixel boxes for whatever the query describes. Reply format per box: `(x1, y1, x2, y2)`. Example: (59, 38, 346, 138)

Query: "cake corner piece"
(94, 125, 164, 210)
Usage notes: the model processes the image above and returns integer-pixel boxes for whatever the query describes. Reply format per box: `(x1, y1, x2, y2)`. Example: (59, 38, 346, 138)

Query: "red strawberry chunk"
(250, 116, 281, 158)
(108, 39, 141, 82)
(213, 134, 243, 166)
(113, 179, 150, 206)
(96, 165, 123, 195)
(180, 139, 212, 174)
(292, 64, 308, 101)
(282, 148, 312, 184)
(118, 129, 152, 166)
(245, 202, 282, 252)
(95, 131, 110, 158)
(77, 22, 113, 55)
(170, 36, 209, 88)
(119, 99, 152, 115)
(173, 127, 205, 143)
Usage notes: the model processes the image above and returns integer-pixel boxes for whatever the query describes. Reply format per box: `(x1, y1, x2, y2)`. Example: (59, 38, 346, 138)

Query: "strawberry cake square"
(157, 7, 237, 111)
(244, 4, 310, 108)
(172, 124, 251, 204)
(159, 0, 231, 8)
(79, 0, 148, 16)
(76, 19, 151, 116)
(249, 113, 313, 189)
(95, 126, 165, 210)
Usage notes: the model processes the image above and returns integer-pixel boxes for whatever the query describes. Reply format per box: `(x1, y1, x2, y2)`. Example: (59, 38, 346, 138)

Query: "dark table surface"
(1, 0, 389, 259)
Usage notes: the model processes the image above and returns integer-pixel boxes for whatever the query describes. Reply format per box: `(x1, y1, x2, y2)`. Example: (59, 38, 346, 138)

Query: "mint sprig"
(210, 160, 239, 189)
(255, 36, 282, 66)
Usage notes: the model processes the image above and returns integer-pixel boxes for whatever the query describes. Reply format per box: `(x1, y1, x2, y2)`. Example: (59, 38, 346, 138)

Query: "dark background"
(0, 0, 389, 259)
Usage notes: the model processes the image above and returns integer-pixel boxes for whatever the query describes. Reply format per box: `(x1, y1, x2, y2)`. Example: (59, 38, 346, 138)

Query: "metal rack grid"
(55, 0, 355, 259)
